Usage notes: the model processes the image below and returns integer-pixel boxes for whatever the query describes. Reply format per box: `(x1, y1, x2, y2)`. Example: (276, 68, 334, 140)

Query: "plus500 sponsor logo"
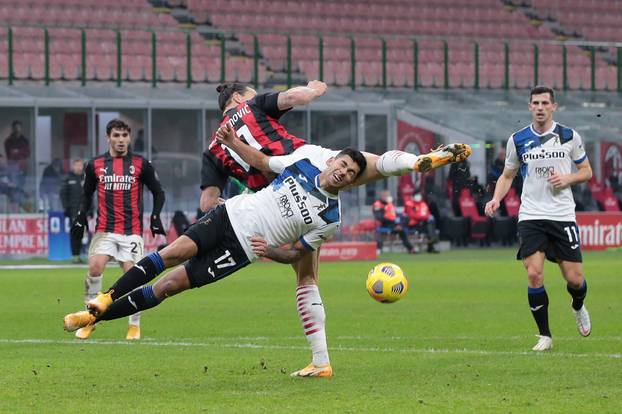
(521, 150, 566, 162)
(284, 176, 313, 224)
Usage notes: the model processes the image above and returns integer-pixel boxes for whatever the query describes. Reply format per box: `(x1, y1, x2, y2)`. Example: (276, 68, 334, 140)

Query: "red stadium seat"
(504, 187, 521, 218)
(458, 188, 490, 243)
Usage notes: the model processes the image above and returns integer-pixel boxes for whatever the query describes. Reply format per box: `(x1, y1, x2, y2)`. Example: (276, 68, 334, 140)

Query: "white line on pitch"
(0, 338, 619, 359)
(143, 334, 622, 343)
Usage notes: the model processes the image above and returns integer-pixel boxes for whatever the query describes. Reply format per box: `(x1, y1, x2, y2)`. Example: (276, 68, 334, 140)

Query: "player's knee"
(526, 269, 543, 285)
(88, 264, 105, 276)
(565, 272, 584, 288)
(160, 244, 191, 265)
(154, 278, 180, 298)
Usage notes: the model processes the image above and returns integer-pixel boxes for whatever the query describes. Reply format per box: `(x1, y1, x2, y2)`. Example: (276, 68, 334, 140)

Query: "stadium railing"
(1, 25, 621, 91)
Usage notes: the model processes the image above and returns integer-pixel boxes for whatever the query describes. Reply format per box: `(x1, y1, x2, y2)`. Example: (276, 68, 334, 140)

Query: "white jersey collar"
(529, 121, 557, 137)
(315, 175, 338, 200)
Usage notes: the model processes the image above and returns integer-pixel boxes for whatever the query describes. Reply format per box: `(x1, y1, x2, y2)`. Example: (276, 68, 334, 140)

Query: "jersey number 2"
(221, 125, 260, 172)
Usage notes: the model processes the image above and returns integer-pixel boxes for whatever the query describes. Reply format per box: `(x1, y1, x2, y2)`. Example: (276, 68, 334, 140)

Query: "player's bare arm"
(277, 80, 327, 110)
(250, 236, 308, 264)
(216, 124, 272, 172)
(548, 159, 592, 189)
(199, 186, 223, 213)
(485, 167, 518, 217)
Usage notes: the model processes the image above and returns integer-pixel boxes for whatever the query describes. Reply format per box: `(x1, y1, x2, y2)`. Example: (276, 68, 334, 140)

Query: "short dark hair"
(530, 85, 555, 103)
(106, 119, 131, 136)
(217, 83, 250, 111)
(336, 148, 367, 179)
(11, 120, 22, 127)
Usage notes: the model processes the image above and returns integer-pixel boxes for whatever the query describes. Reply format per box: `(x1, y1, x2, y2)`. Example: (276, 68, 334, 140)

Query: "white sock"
(376, 150, 419, 176)
(85, 274, 102, 302)
(296, 285, 329, 366)
(128, 312, 141, 327)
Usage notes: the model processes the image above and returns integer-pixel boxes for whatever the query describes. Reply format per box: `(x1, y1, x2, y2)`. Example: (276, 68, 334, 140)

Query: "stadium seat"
(596, 187, 621, 212)
(441, 215, 469, 247)
(504, 187, 521, 218)
(1, 0, 616, 88)
(350, 219, 377, 242)
(458, 188, 490, 245)
(492, 216, 516, 246)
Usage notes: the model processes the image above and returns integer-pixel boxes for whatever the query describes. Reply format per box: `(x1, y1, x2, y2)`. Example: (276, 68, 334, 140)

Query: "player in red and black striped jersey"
(80, 148, 164, 236)
(201, 88, 307, 195)
(199, 81, 472, 377)
(70, 119, 166, 341)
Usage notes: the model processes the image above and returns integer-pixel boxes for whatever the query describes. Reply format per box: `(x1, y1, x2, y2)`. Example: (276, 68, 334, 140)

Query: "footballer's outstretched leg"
(291, 251, 333, 378)
(362, 144, 471, 185)
(414, 143, 472, 173)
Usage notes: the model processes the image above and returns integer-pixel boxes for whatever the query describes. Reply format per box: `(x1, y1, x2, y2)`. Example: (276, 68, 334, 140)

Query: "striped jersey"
(201, 92, 307, 192)
(225, 146, 341, 261)
(505, 122, 587, 222)
(82, 152, 163, 235)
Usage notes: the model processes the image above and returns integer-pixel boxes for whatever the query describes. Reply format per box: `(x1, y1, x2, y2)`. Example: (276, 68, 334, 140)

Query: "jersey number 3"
(221, 125, 260, 172)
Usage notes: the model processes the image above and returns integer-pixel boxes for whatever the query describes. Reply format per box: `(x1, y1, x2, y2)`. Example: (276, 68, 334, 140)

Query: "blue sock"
(98, 285, 161, 322)
(109, 252, 165, 300)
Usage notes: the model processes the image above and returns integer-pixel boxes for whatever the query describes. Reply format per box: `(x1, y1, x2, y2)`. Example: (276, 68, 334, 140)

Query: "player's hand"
(150, 214, 166, 237)
(307, 80, 327, 96)
(548, 171, 570, 189)
(250, 235, 268, 257)
(215, 124, 236, 146)
(70, 211, 87, 240)
(484, 199, 500, 217)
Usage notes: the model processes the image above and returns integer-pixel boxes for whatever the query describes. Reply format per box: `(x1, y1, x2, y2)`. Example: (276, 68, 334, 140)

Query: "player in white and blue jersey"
(485, 86, 593, 352)
(63, 147, 367, 354)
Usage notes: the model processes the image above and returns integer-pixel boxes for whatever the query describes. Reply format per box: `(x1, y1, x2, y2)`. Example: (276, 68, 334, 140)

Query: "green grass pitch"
(1, 248, 620, 413)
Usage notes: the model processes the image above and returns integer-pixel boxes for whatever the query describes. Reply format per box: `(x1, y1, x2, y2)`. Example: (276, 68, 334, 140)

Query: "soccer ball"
(365, 262, 408, 303)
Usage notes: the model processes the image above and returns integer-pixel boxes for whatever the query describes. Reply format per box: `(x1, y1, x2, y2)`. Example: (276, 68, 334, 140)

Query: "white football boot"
(572, 304, 591, 337)
(532, 335, 553, 352)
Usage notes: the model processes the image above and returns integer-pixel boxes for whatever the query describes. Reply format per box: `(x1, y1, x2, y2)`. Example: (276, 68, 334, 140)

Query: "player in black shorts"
(63, 147, 367, 380)
(485, 86, 593, 351)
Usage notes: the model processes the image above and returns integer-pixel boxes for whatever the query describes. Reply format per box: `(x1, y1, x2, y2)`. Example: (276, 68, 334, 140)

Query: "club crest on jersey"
(314, 203, 327, 211)
(129, 165, 135, 175)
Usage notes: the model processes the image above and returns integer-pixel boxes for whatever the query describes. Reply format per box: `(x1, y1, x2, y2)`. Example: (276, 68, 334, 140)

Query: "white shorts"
(88, 232, 145, 264)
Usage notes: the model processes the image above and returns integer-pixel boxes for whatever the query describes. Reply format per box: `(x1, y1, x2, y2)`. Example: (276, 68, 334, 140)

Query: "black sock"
(528, 286, 551, 337)
(567, 280, 587, 311)
(108, 252, 166, 300)
(97, 285, 161, 322)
